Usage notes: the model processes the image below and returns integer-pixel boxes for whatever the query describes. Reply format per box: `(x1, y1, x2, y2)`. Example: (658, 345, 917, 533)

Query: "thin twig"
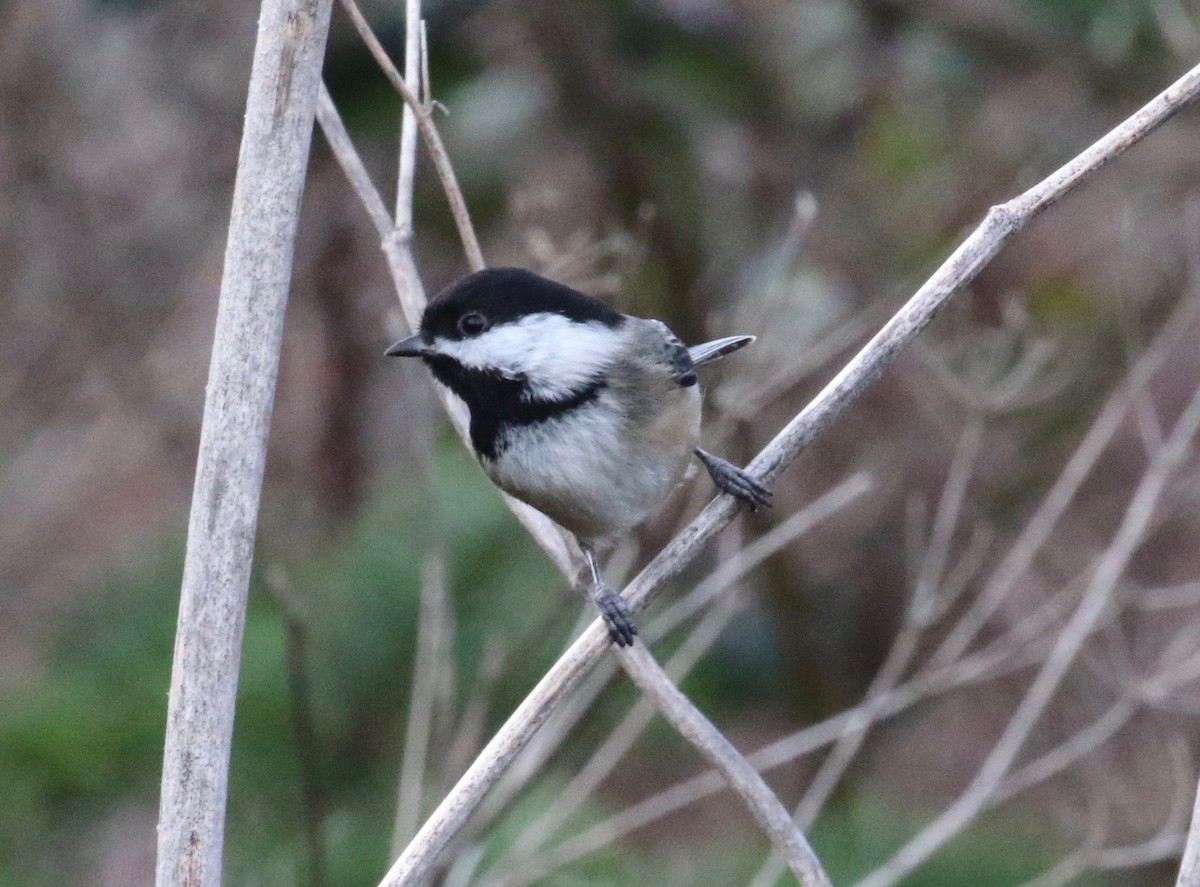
(379, 60, 1200, 887)
(395, 0, 421, 225)
(442, 639, 507, 786)
(856, 379, 1200, 887)
(929, 522, 994, 624)
(1129, 580, 1200, 611)
(392, 554, 450, 857)
(912, 420, 985, 621)
(420, 22, 431, 110)
(266, 568, 330, 887)
(930, 286, 1200, 667)
(719, 303, 888, 421)
(1100, 831, 1186, 874)
(388, 0, 436, 857)
(336, 0, 484, 270)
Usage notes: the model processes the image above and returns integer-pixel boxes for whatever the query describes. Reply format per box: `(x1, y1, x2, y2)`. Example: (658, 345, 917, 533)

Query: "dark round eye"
(457, 311, 489, 336)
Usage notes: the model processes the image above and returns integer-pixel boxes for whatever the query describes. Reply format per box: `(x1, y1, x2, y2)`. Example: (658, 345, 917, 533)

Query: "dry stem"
(155, 2, 334, 885)
(618, 643, 833, 887)
(391, 554, 450, 857)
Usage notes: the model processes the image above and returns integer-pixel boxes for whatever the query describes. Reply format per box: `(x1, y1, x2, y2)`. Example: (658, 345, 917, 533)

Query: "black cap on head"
(420, 268, 624, 340)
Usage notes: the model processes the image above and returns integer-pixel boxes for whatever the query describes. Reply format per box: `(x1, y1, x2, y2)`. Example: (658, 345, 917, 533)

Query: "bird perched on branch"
(386, 267, 770, 646)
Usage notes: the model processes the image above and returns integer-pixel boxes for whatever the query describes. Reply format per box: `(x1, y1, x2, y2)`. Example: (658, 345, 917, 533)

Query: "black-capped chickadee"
(386, 267, 771, 646)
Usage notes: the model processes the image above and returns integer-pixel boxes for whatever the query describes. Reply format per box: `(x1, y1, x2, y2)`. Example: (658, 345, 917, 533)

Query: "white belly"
(483, 387, 701, 543)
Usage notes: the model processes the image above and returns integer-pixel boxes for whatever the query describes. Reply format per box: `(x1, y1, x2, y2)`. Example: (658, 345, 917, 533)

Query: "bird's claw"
(595, 587, 638, 647)
(695, 449, 773, 511)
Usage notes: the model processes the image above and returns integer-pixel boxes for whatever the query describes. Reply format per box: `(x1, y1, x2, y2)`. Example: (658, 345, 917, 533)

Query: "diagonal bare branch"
(492, 477, 872, 872)
(376, 59, 1200, 887)
(617, 643, 833, 887)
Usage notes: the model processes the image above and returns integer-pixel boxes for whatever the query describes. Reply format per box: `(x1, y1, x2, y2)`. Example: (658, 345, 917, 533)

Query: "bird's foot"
(594, 585, 638, 647)
(695, 448, 773, 511)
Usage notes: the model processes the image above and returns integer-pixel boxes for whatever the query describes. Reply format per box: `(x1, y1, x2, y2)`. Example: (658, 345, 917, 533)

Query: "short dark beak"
(384, 334, 430, 358)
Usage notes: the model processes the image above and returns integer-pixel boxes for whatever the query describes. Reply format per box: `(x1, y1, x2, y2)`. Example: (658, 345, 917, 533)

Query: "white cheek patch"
(433, 313, 621, 400)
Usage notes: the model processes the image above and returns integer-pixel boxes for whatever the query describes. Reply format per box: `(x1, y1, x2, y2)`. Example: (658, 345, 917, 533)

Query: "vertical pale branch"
(392, 554, 449, 857)
(155, 2, 334, 886)
(396, 0, 421, 224)
(388, 0, 434, 860)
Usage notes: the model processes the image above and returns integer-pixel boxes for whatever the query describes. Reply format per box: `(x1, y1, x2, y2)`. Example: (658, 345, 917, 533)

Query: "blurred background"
(5, 0, 1200, 885)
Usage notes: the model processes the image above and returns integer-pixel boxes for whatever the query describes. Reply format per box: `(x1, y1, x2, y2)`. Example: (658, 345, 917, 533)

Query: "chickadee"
(386, 267, 771, 646)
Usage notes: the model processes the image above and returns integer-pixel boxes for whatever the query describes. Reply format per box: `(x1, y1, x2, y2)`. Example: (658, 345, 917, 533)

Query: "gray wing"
(687, 335, 755, 367)
(643, 319, 699, 387)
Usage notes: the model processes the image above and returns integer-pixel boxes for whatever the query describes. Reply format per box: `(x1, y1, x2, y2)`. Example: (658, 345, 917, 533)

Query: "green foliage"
(1025, 0, 1165, 60)
(1026, 277, 1100, 329)
(0, 545, 180, 884)
(1027, 0, 1148, 31)
(678, 606, 786, 714)
(809, 798, 1101, 887)
(860, 103, 947, 185)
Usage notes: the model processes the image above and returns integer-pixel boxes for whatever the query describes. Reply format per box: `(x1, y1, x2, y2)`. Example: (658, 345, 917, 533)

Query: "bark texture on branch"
(155, 2, 333, 885)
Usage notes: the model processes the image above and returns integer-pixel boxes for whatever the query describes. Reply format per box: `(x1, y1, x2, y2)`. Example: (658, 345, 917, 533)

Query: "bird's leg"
(694, 448, 773, 511)
(581, 546, 637, 647)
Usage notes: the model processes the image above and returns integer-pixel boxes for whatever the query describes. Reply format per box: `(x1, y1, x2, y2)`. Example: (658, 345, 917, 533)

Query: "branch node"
(388, 224, 414, 248)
